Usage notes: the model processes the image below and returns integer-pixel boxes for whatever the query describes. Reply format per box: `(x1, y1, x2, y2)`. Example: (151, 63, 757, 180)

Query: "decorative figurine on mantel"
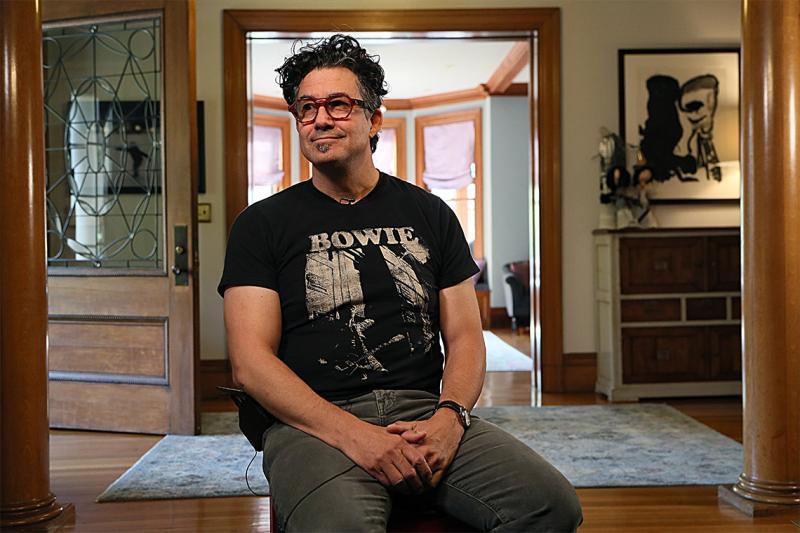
(597, 128, 658, 229)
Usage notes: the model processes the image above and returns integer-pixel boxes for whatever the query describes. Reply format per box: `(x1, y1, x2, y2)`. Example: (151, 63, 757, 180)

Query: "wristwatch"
(435, 400, 471, 429)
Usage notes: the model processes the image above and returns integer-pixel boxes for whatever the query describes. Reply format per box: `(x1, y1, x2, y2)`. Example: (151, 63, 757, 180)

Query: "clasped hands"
(346, 410, 465, 495)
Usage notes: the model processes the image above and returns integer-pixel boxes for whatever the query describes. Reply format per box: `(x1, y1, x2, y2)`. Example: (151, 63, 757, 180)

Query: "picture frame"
(92, 100, 207, 194)
(618, 48, 740, 203)
(197, 100, 207, 194)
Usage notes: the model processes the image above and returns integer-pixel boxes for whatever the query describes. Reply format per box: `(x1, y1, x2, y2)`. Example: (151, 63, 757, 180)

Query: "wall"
(486, 96, 531, 308)
(196, 0, 741, 360)
(557, 0, 740, 356)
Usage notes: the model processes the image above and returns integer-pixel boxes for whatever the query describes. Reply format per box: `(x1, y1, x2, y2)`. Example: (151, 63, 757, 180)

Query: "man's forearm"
(439, 334, 486, 411)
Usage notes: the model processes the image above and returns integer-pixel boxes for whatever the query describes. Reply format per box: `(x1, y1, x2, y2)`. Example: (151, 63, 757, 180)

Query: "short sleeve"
(436, 199, 480, 289)
(217, 206, 278, 297)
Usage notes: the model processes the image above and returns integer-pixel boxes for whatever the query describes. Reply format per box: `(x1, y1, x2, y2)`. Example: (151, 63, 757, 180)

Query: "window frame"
(376, 116, 407, 179)
(250, 113, 292, 197)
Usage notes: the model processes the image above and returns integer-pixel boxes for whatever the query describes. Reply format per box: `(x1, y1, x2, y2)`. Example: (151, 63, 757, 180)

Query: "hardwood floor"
(44, 332, 798, 531)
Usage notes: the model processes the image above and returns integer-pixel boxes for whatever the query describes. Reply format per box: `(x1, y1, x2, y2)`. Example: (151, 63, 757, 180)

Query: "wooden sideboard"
(594, 228, 742, 401)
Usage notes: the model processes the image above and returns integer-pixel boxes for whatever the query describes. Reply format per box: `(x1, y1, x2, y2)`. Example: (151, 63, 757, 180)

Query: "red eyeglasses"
(288, 93, 368, 124)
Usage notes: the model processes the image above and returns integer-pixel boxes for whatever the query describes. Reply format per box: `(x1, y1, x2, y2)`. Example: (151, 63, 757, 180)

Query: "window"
(415, 108, 483, 258)
(250, 114, 291, 204)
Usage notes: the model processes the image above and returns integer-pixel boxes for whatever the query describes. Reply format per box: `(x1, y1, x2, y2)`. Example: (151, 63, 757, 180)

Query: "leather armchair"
(502, 261, 530, 332)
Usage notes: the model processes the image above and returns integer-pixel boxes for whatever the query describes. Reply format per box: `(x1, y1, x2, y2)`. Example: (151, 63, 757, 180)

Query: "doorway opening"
(223, 9, 564, 404)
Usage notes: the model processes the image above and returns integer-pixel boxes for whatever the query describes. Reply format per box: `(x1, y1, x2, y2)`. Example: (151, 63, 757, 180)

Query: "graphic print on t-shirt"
(304, 226, 434, 381)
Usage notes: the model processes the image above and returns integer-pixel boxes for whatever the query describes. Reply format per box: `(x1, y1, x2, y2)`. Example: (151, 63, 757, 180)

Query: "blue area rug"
(97, 404, 742, 502)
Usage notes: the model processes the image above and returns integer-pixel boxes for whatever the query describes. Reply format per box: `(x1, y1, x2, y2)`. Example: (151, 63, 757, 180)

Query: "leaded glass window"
(43, 16, 164, 270)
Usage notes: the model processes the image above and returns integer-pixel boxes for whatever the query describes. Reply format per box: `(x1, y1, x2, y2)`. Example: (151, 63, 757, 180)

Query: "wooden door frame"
(42, 0, 200, 433)
(223, 8, 563, 394)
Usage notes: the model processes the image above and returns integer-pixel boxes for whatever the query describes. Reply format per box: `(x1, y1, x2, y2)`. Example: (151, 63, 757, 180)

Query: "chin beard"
(316, 143, 330, 153)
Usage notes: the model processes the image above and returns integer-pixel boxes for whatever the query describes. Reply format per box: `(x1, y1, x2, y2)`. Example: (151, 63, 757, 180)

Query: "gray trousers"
(263, 390, 583, 532)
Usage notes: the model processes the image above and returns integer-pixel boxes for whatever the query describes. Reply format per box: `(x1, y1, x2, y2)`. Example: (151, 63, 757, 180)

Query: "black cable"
(245, 449, 268, 497)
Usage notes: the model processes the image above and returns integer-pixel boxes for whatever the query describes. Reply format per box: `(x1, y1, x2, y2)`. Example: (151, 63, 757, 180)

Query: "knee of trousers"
(279, 467, 390, 533)
(548, 485, 583, 532)
(510, 481, 583, 532)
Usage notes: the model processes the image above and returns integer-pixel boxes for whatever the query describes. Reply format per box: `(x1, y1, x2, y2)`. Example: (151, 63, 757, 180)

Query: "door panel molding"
(48, 372, 169, 386)
(48, 278, 171, 316)
(49, 381, 171, 433)
(49, 318, 168, 380)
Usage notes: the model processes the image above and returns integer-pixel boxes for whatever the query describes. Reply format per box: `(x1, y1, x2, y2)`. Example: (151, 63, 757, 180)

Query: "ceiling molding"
(490, 82, 528, 97)
(385, 85, 488, 110)
(253, 82, 528, 114)
(252, 94, 286, 110)
(253, 85, 491, 112)
(485, 41, 529, 94)
(406, 85, 488, 109)
(383, 98, 413, 110)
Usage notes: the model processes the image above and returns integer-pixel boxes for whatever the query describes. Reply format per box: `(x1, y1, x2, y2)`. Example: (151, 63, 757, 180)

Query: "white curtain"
(252, 125, 284, 186)
(422, 120, 475, 190)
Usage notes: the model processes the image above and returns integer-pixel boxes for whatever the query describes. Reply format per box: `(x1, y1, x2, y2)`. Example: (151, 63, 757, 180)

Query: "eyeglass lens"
(297, 96, 353, 122)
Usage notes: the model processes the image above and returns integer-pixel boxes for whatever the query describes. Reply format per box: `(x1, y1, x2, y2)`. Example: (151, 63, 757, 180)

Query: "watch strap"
(435, 400, 470, 429)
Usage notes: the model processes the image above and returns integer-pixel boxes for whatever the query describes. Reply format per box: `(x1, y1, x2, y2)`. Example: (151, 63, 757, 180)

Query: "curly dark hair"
(276, 34, 388, 153)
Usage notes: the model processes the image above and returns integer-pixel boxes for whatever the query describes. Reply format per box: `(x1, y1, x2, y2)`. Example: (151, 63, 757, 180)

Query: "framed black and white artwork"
(619, 48, 740, 203)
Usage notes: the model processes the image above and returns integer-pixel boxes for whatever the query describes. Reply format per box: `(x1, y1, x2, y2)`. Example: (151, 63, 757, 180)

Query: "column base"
(0, 494, 74, 529)
(718, 485, 800, 518)
(734, 473, 800, 504)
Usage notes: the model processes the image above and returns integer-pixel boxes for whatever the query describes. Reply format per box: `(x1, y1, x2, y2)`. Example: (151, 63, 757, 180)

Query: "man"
(219, 34, 582, 532)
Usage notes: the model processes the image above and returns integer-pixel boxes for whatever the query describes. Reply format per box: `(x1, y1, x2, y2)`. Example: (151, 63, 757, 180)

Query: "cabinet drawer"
(708, 326, 741, 381)
(621, 299, 681, 322)
(686, 297, 727, 320)
(622, 327, 707, 383)
(620, 238, 705, 294)
(708, 236, 741, 291)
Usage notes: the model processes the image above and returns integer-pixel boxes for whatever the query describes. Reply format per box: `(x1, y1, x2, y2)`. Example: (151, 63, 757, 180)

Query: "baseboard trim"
(489, 308, 512, 329)
(199, 359, 234, 401)
(543, 352, 597, 393)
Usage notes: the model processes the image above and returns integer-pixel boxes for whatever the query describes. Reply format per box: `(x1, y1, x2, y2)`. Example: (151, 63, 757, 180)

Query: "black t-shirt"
(218, 172, 479, 401)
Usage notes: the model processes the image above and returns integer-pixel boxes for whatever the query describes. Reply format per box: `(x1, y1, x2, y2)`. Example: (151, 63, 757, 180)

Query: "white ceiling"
(249, 37, 529, 100)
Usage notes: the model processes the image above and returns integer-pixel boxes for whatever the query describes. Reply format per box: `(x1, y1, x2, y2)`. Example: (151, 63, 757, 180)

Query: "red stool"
(269, 496, 476, 532)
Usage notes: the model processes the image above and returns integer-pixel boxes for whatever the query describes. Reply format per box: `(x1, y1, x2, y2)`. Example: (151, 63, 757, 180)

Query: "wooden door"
(42, 1, 198, 434)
